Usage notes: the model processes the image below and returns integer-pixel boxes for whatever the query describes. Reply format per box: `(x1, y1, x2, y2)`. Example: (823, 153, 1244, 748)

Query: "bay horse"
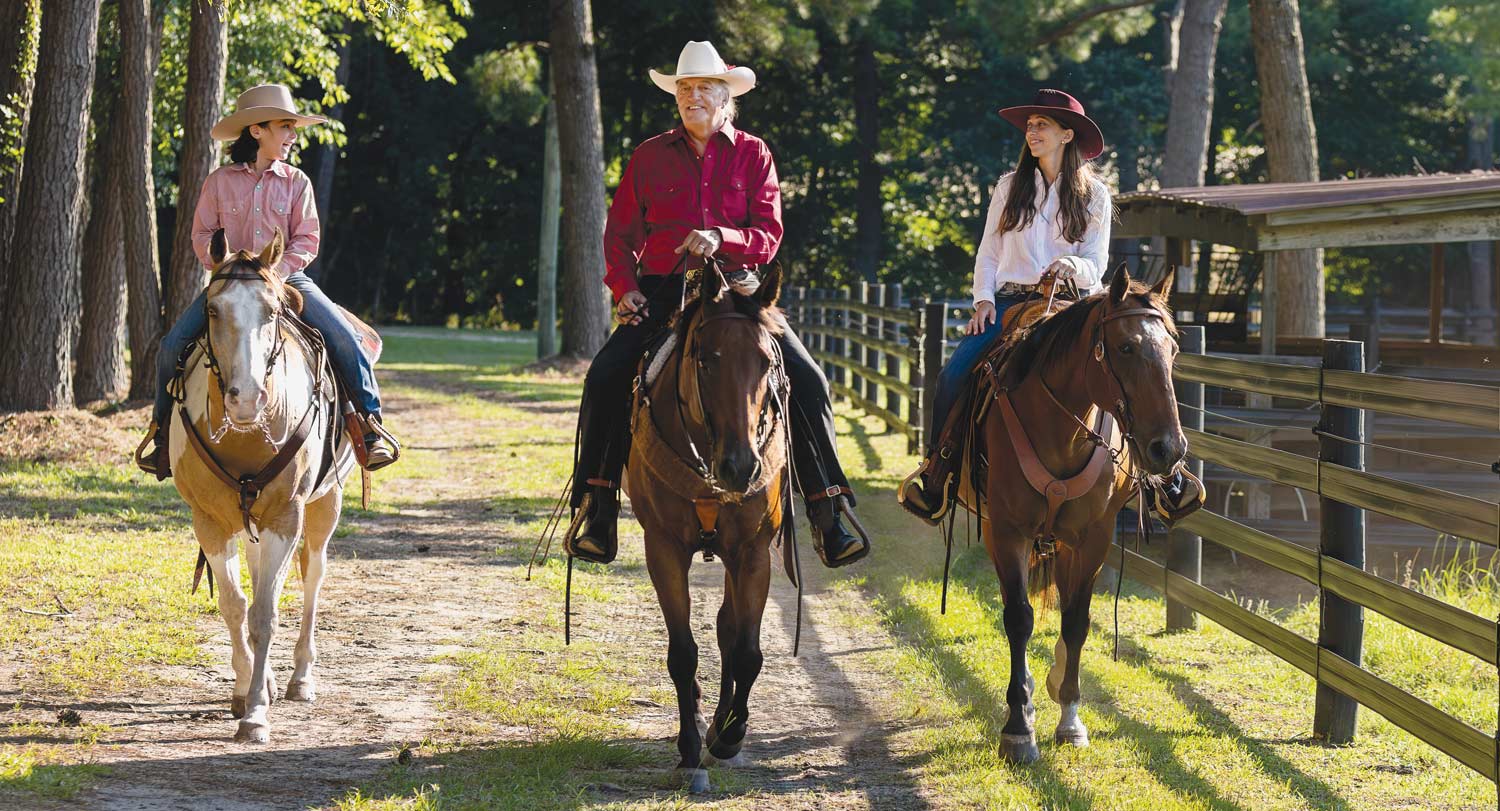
(968, 268, 1182, 763)
(623, 263, 790, 793)
(168, 229, 353, 744)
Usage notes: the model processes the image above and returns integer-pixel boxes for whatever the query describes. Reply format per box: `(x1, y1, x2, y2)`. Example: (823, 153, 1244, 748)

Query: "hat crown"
(673, 41, 730, 78)
(1028, 89, 1087, 117)
(233, 84, 301, 115)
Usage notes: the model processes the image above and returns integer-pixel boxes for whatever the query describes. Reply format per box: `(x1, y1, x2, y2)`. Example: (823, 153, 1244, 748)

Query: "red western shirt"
(603, 122, 783, 302)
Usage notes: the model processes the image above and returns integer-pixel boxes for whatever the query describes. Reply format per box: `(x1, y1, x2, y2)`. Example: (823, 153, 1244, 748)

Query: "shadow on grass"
(0, 464, 187, 524)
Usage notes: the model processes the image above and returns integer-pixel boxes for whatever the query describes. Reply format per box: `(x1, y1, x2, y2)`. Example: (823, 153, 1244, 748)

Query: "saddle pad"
(339, 305, 383, 365)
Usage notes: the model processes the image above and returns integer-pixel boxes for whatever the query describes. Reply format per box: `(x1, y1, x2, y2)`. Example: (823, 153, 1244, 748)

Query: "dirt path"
(11, 366, 933, 811)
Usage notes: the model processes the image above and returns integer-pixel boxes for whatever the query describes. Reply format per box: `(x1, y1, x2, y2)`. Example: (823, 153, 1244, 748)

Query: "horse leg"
(288, 490, 339, 703)
(193, 513, 250, 718)
(645, 541, 709, 793)
(711, 570, 737, 743)
(1048, 539, 1103, 747)
(990, 525, 1039, 763)
(235, 516, 304, 745)
(707, 546, 768, 765)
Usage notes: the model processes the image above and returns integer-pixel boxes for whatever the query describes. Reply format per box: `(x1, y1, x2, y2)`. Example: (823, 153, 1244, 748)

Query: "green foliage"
(468, 44, 546, 125)
(0, 0, 41, 208)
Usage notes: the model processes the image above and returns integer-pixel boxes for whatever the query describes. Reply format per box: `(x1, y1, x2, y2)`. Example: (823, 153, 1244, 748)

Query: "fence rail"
(785, 284, 1500, 788)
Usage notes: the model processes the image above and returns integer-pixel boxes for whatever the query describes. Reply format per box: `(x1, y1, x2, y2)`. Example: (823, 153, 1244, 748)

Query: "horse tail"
(1027, 546, 1057, 611)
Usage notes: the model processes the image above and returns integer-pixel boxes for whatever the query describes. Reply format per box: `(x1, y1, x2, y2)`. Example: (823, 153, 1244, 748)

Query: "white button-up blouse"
(971, 168, 1112, 307)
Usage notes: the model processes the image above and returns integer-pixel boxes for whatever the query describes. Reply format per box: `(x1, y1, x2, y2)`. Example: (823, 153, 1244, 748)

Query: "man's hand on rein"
(616, 290, 649, 326)
(674, 229, 723, 258)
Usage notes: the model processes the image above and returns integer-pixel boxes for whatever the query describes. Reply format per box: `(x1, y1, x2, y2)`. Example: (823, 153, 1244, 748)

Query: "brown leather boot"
(897, 445, 957, 526)
(361, 414, 401, 471)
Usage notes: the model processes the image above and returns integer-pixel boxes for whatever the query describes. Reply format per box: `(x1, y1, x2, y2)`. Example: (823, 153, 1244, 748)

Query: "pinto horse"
(623, 263, 790, 793)
(169, 229, 353, 744)
(969, 268, 1183, 763)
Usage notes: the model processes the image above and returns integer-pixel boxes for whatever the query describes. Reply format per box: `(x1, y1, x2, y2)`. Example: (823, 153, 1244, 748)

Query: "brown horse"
(971, 268, 1182, 763)
(623, 264, 790, 793)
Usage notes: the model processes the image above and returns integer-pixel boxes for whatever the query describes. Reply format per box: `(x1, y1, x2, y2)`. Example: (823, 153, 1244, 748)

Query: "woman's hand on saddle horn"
(616, 291, 649, 326)
(1043, 258, 1079, 280)
(966, 300, 997, 335)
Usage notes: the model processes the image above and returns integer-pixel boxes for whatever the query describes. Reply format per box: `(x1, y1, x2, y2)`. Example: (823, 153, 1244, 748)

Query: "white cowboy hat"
(649, 41, 756, 97)
(210, 84, 327, 141)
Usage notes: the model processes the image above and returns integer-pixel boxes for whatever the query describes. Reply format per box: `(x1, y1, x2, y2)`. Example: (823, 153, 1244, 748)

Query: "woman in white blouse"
(900, 90, 1112, 524)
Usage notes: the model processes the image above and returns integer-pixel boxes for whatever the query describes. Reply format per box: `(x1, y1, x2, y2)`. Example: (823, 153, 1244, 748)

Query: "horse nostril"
(227, 386, 240, 399)
(1148, 438, 1170, 465)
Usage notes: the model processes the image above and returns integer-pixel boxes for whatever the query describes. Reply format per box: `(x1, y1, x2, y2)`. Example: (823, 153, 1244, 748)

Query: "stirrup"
(361, 414, 401, 472)
(897, 457, 952, 526)
(134, 422, 170, 481)
(562, 490, 617, 564)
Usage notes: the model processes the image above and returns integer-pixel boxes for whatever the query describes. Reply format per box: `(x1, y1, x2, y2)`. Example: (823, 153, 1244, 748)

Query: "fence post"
(834, 288, 849, 392)
(852, 282, 869, 405)
(921, 301, 946, 441)
(908, 296, 925, 454)
(1167, 326, 1205, 631)
(887, 284, 905, 446)
(1314, 338, 1366, 745)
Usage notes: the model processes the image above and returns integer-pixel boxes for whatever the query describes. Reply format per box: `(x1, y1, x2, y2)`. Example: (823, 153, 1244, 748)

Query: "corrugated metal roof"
(1115, 172, 1500, 216)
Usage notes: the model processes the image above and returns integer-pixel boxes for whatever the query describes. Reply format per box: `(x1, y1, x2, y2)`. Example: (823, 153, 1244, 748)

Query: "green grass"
(0, 720, 111, 800)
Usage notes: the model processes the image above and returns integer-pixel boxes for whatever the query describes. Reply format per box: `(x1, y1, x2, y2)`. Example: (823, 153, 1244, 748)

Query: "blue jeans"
(928, 294, 1025, 451)
(153, 272, 381, 425)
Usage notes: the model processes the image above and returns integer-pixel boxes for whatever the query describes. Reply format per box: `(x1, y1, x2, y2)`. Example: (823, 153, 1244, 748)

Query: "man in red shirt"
(564, 41, 869, 569)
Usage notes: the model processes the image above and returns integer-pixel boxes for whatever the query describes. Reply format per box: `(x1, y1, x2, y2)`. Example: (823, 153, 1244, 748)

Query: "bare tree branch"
(1034, 0, 1156, 48)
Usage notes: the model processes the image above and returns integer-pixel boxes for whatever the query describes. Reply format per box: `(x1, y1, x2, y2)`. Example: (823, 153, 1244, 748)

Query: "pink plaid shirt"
(191, 160, 320, 275)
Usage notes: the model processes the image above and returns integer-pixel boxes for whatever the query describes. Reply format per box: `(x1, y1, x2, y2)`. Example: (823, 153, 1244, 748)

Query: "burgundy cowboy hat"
(998, 89, 1105, 161)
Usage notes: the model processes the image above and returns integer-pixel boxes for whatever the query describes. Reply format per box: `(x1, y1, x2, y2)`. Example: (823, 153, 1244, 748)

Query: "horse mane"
(674, 290, 784, 343)
(998, 280, 1175, 387)
(211, 251, 304, 314)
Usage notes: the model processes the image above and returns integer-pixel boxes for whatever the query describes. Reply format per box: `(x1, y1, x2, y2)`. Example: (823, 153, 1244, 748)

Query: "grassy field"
(1, 325, 1496, 810)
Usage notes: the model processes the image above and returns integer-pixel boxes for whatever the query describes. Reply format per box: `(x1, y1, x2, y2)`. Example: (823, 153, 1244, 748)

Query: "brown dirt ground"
(3, 370, 935, 811)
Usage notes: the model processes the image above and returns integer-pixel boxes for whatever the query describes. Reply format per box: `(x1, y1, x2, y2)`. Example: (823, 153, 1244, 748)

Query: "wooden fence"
(784, 284, 1500, 787)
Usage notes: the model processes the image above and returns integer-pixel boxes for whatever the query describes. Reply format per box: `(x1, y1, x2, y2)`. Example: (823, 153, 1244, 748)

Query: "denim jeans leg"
(154, 290, 208, 426)
(926, 295, 1025, 451)
(285, 273, 382, 416)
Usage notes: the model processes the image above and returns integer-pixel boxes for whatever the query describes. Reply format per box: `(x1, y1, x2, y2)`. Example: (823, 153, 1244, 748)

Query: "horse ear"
(756, 263, 782, 309)
(701, 264, 727, 302)
(1150, 267, 1175, 300)
(259, 228, 286, 271)
(1110, 265, 1131, 304)
(210, 228, 228, 266)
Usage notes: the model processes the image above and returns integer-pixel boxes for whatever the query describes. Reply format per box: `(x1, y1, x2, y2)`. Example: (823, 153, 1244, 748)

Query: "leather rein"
(178, 266, 329, 544)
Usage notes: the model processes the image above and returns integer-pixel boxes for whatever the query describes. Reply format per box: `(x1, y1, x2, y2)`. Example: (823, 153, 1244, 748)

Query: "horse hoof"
(234, 720, 270, 744)
(1054, 726, 1090, 748)
(677, 767, 710, 794)
(703, 751, 748, 768)
(285, 679, 316, 703)
(999, 733, 1039, 764)
(706, 733, 744, 762)
(230, 696, 247, 719)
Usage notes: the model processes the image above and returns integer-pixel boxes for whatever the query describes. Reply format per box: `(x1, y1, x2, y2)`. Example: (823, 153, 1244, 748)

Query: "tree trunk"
(549, 0, 609, 358)
(538, 90, 560, 358)
(0, 0, 101, 411)
(76, 43, 127, 404)
(1160, 0, 1185, 97)
(164, 0, 227, 324)
(853, 33, 881, 283)
(1162, 0, 1227, 189)
(1250, 0, 1323, 338)
(0, 0, 44, 303)
(121, 0, 164, 399)
(305, 25, 349, 284)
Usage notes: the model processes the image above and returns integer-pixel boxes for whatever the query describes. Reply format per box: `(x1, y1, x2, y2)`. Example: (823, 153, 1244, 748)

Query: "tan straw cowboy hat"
(210, 84, 327, 141)
(649, 41, 756, 97)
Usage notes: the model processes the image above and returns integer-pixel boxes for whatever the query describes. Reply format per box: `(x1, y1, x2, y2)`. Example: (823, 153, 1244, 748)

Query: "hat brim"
(211, 107, 328, 141)
(998, 105, 1105, 160)
(649, 66, 757, 97)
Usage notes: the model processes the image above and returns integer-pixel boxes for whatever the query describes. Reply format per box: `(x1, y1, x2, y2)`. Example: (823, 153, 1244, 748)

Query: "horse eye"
(1118, 342, 1134, 355)
(206, 307, 218, 319)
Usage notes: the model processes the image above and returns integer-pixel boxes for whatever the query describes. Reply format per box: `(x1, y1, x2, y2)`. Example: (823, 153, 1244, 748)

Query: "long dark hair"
(996, 137, 1097, 244)
(225, 123, 268, 165)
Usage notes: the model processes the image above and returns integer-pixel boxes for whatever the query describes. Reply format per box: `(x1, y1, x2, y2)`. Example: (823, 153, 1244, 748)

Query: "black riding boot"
(134, 421, 171, 481)
(807, 494, 869, 568)
(566, 484, 620, 564)
(1145, 467, 1205, 526)
(898, 444, 958, 526)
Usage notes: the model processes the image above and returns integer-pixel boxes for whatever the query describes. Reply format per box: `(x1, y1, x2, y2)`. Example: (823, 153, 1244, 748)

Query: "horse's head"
(1093, 268, 1184, 476)
(205, 228, 303, 426)
(684, 263, 785, 495)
